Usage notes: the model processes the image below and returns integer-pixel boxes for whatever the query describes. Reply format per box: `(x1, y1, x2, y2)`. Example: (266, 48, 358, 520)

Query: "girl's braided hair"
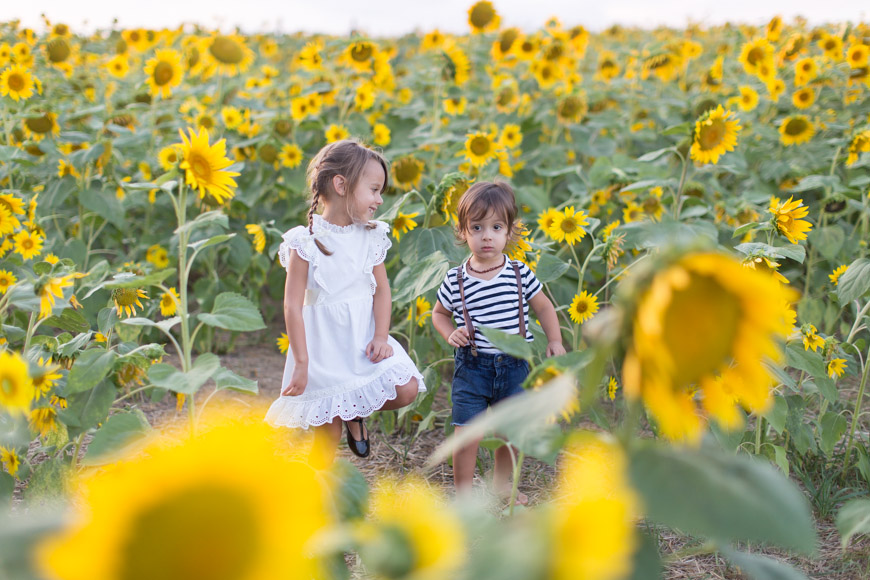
(305, 139, 390, 255)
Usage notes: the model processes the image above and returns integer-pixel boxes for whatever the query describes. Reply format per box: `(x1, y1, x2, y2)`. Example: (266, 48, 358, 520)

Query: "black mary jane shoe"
(345, 417, 370, 458)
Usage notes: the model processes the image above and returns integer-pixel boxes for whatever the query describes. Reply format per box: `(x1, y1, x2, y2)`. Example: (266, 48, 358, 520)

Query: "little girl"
(266, 139, 425, 464)
(431, 181, 565, 504)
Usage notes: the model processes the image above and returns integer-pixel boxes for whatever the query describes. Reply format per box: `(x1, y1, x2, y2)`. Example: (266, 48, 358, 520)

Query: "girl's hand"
(546, 341, 567, 357)
(282, 365, 308, 396)
(447, 326, 471, 348)
(366, 337, 393, 363)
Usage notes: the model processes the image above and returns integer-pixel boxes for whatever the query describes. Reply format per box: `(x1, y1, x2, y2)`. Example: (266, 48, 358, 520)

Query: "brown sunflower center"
(197, 115, 215, 130)
(394, 158, 421, 184)
(496, 87, 515, 107)
(210, 36, 244, 65)
(113, 288, 141, 307)
(53, 24, 69, 36)
(153, 61, 175, 85)
(7, 73, 25, 92)
(274, 119, 292, 135)
(785, 118, 808, 135)
(469, 3, 496, 29)
(558, 96, 584, 120)
(560, 217, 578, 233)
(258, 144, 277, 164)
(498, 29, 518, 53)
(470, 136, 491, 156)
(698, 118, 726, 151)
(189, 154, 212, 181)
(47, 38, 71, 63)
(747, 47, 764, 66)
(662, 272, 741, 388)
(25, 115, 53, 134)
(575, 300, 589, 314)
(119, 485, 260, 580)
(350, 43, 373, 63)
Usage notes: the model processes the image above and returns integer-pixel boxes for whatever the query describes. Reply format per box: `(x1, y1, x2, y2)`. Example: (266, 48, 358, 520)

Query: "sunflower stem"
(673, 151, 690, 220)
(842, 343, 870, 475)
(508, 448, 525, 517)
(846, 300, 870, 344)
(22, 311, 38, 353)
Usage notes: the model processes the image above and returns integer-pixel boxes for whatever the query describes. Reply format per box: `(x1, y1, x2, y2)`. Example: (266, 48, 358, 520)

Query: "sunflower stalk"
(842, 343, 870, 475)
(170, 178, 197, 436)
(673, 150, 690, 220)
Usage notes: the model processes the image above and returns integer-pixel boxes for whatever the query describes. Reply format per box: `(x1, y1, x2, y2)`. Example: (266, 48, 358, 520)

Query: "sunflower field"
(2, 3, 870, 578)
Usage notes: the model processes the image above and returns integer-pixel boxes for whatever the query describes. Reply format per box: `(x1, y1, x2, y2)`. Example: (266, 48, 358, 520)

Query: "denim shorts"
(451, 347, 531, 426)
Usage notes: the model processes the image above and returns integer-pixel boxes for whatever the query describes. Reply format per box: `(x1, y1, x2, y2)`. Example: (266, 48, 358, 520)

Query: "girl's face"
(462, 209, 510, 261)
(349, 159, 385, 222)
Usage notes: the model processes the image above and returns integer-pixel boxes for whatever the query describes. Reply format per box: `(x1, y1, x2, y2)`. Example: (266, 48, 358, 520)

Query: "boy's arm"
(432, 300, 457, 344)
(529, 291, 566, 357)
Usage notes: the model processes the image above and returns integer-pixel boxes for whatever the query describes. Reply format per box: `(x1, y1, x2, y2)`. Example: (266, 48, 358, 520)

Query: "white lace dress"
(265, 214, 426, 429)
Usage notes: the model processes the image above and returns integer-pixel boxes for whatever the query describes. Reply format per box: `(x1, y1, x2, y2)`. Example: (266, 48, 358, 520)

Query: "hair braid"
(307, 189, 333, 255)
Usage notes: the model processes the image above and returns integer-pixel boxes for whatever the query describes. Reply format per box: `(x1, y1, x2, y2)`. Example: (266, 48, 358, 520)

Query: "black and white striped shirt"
(436, 257, 543, 354)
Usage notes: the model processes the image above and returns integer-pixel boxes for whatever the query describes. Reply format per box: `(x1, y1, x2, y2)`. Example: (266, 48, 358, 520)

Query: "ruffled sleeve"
(363, 221, 392, 293)
(278, 225, 333, 294)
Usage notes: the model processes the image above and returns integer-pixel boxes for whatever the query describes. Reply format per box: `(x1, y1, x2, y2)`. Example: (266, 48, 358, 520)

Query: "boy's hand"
(546, 341, 567, 357)
(282, 365, 308, 396)
(447, 326, 471, 348)
(366, 336, 393, 363)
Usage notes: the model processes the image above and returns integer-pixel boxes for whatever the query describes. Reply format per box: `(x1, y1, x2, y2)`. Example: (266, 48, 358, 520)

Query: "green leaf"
(79, 186, 125, 229)
(426, 373, 576, 467)
(771, 243, 806, 264)
(637, 147, 676, 163)
(174, 210, 228, 235)
(57, 332, 94, 357)
(837, 258, 870, 304)
(620, 179, 661, 193)
(535, 253, 570, 283)
(479, 327, 533, 360)
(733, 222, 763, 239)
(213, 367, 258, 394)
(763, 395, 789, 435)
(59, 380, 116, 435)
(81, 410, 151, 466)
(197, 292, 266, 332)
(772, 445, 789, 476)
(814, 375, 838, 404)
(628, 443, 817, 554)
(102, 269, 175, 290)
(392, 251, 450, 305)
(836, 499, 870, 549)
(323, 459, 369, 521)
(785, 343, 826, 379)
(719, 546, 810, 580)
(534, 164, 581, 178)
(147, 353, 221, 395)
(66, 349, 117, 394)
(808, 226, 845, 261)
(628, 530, 663, 580)
(41, 308, 89, 333)
(788, 175, 839, 193)
(189, 233, 235, 251)
(819, 412, 848, 456)
(121, 316, 181, 335)
(662, 122, 690, 136)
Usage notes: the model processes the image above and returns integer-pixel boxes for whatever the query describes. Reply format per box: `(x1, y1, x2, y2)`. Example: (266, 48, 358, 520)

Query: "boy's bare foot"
(496, 488, 529, 506)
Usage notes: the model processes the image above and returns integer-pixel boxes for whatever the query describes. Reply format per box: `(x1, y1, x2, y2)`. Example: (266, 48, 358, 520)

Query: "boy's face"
(462, 209, 510, 262)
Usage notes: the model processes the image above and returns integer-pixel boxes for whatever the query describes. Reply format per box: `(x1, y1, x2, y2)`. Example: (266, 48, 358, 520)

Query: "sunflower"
(556, 94, 587, 124)
(846, 130, 870, 165)
(742, 255, 789, 285)
(595, 51, 621, 81)
(441, 178, 470, 222)
(769, 196, 812, 244)
(824, 357, 847, 380)
(158, 145, 181, 171)
(392, 156, 424, 191)
(737, 86, 759, 111)
(290, 96, 312, 121)
(325, 124, 349, 144)
(443, 96, 467, 116)
(0, 269, 17, 294)
(607, 377, 619, 401)
(278, 143, 303, 169)
(0, 207, 21, 236)
(494, 83, 520, 113)
(276, 333, 289, 354)
(463, 131, 499, 167)
(0, 64, 36, 101)
(549, 435, 639, 580)
(792, 87, 815, 109)
(622, 201, 644, 223)
(778, 115, 815, 146)
(819, 34, 844, 60)
(690, 105, 742, 164)
(245, 224, 266, 254)
(178, 127, 239, 205)
(37, 419, 331, 580)
(105, 54, 129, 78)
(549, 206, 589, 246)
(13, 229, 43, 260)
(143, 49, 183, 99)
(221, 106, 243, 130)
(370, 123, 391, 147)
(622, 252, 797, 443)
(0, 350, 34, 416)
(847, 44, 870, 69)
(146, 244, 169, 268)
(23, 112, 60, 142)
(342, 40, 379, 72)
(794, 57, 818, 86)
(829, 264, 849, 285)
(392, 212, 419, 242)
(112, 288, 148, 318)
(159, 287, 180, 317)
(358, 477, 465, 580)
(354, 81, 376, 111)
(801, 324, 825, 352)
(33, 357, 62, 400)
(738, 37, 774, 75)
(532, 60, 562, 89)
(39, 275, 75, 319)
(0, 446, 20, 477)
(407, 296, 432, 327)
(492, 28, 520, 60)
(29, 406, 58, 436)
(602, 220, 621, 241)
(443, 44, 470, 85)
(766, 78, 786, 101)
(468, 1, 500, 34)
(206, 34, 254, 75)
(569, 291, 599, 324)
(538, 207, 561, 236)
(294, 41, 323, 71)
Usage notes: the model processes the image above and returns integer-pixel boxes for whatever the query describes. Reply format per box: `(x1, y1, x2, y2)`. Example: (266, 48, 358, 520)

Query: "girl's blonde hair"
(454, 181, 521, 248)
(306, 139, 390, 254)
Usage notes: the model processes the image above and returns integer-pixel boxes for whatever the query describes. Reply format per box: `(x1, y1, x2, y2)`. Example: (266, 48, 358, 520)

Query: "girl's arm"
(432, 300, 470, 348)
(282, 251, 309, 396)
(529, 292, 567, 357)
(367, 263, 394, 363)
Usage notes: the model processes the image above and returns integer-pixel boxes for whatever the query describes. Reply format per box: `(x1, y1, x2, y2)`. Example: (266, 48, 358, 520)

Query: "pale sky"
(9, 0, 869, 36)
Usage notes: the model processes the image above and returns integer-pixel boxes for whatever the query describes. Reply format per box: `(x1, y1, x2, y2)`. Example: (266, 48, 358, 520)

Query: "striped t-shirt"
(436, 256, 543, 354)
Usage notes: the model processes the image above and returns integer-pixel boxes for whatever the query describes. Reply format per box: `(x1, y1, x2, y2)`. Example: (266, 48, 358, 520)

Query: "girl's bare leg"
(493, 442, 528, 505)
(310, 419, 342, 469)
(452, 426, 482, 495)
(378, 377, 419, 411)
